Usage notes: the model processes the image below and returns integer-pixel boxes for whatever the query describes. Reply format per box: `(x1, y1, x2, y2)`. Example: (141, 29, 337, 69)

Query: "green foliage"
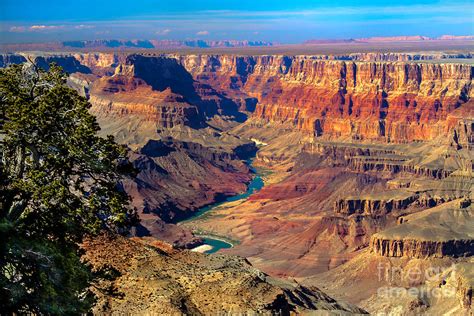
(0, 63, 137, 314)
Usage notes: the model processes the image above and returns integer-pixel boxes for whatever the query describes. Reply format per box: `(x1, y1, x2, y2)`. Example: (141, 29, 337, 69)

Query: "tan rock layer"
(82, 235, 367, 315)
(370, 237, 474, 258)
(335, 195, 419, 216)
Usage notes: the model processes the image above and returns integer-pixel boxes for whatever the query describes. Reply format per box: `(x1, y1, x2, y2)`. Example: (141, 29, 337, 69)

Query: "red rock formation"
(73, 52, 123, 75)
(369, 201, 474, 258)
(3, 52, 471, 144)
(89, 74, 202, 128)
(170, 55, 473, 142)
(334, 194, 419, 216)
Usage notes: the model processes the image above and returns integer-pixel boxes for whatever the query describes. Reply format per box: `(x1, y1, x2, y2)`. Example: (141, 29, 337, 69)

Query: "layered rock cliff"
(173, 55, 473, 142)
(369, 199, 474, 258)
(2, 52, 472, 144)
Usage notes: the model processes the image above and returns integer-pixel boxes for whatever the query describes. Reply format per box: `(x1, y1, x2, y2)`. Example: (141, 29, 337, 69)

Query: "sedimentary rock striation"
(181, 55, 472, 142)
(369, 199, 474, 258)
(2, 51, 473, 145)
(88, 53, 474, 143)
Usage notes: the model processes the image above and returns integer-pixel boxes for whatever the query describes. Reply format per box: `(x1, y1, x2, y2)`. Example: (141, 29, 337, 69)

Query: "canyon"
(1, 47, 473, 314)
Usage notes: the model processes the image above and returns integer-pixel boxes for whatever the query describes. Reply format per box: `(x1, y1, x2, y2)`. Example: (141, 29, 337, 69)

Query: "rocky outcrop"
(88, 70, 204, 129)
(72, 52, 123, 75)
(335, 193, 418, 216)
(348, 156, 453, 179)
(370, 237, 474, 258)
(89, 90, 201, 129)
(454, 263, 474, 310)
(82, 235, 367, 315)
(302, 140, 461, 180)
(87, 54, 248, 127)
(369, 201, 474, 258)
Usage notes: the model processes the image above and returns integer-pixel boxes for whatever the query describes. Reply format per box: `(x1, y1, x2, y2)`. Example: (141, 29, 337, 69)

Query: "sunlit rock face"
(82, 235, 367, 315)
(172, 54, 473, 143)
(3, 52, 471, 144)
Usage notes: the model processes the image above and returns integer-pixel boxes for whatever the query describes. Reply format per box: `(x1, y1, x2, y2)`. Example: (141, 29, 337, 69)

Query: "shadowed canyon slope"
(1, 49, 472, 314)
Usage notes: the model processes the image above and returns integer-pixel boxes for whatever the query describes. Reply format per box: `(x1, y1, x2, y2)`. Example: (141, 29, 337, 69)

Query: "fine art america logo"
(376, 262, 457, 300)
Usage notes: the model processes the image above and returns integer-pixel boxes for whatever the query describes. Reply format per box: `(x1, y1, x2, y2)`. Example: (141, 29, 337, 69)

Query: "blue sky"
(0, 0, 473, 43)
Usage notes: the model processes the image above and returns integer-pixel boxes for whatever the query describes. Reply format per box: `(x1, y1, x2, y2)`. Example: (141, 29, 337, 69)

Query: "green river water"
(180, 159, 264, 253)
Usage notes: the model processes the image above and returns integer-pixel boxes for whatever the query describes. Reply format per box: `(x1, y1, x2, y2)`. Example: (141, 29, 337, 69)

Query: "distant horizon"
(1, 0, 473, 44)
(1, 34, 474, 46)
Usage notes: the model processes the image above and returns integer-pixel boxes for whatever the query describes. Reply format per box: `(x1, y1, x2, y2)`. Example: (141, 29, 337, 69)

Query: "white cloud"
(29, 25, 62, 31)
(156, 28, 171, 35)
(74, 24, 95, 30)
(8, 24, 95, 33)
(196, 30, 209, 36)
(9, 25, 63, 32)
(9, 26, 26, 32)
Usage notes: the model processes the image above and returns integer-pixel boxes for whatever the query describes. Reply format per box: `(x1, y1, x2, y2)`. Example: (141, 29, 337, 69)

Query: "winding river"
(179, 159, 264, 254)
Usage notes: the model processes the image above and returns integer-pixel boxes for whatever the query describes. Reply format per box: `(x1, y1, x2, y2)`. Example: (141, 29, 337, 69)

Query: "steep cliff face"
(2, 52, 471, 143)
(370, 237, 474, 258)
(0, 54, 27, 67)
(86, 54, 250, 130)
(73, 52, 123, 75)
(334, 193, 419, 216)
(89, 74, 203, 129)
(173, 55, 473, 142)
(369, 200, 474, 258)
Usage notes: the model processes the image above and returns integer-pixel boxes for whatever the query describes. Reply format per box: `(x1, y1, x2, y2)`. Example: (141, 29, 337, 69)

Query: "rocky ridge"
(369, 199, 474, 258)
(82, 235, 367, 315)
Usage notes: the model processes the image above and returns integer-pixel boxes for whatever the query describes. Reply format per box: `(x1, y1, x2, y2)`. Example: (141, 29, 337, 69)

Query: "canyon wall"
(369, 200, 474, 259)
(2, 52, 472, 145)
(173, 54, 473, 143)
(1, 52, 472, 247)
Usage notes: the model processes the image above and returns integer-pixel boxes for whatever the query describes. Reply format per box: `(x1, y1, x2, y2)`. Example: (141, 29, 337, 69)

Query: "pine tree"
(0, 62, 137, 314)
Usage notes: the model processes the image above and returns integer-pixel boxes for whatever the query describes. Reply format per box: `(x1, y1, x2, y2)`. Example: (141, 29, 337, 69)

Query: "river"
(179, 159, 264, 254)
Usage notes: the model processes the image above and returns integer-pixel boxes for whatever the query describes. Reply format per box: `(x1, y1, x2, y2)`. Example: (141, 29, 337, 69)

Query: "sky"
(0, 0, 473, 44)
